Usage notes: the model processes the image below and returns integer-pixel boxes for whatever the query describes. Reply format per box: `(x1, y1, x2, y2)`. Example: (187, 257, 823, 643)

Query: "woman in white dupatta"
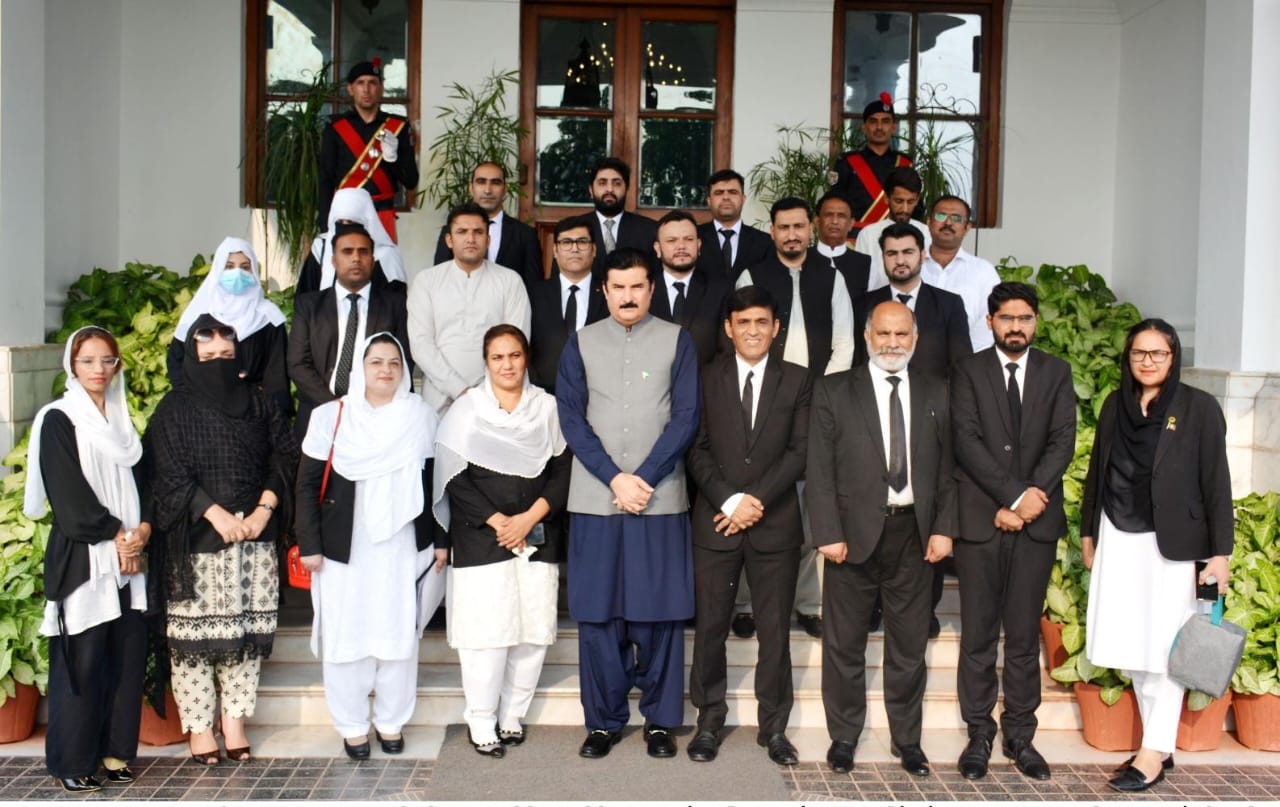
(26, 326, 148, 793)
(433, 324, 570, 757)
(295, 188, 406, 295)
(296, 332, 442, 759)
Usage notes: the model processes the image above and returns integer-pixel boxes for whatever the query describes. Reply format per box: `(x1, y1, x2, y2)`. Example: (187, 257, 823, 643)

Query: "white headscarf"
(25, 327, 143, 527)
(174, 237, 286, 342)
(301, 333, 437, 543)
(312, 188, 406, 288)
(431, 368, 566, 531)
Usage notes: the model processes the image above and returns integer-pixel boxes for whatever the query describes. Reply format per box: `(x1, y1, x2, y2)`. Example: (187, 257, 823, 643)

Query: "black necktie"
(897, 293, 912, 305)
(1007, 362, 1023, 470)
(720, 229, 735, 275)
(334, 292, 360, 396)
(887, 375, 907, 492)
(564, 284, 579, 334)
(672, 281, 687, 321)
(742, 370, 754, 435)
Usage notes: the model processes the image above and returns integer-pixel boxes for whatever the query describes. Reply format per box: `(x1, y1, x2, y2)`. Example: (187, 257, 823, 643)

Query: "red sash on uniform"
(334, 117, 406, 240)
(846, 152, 913, 226)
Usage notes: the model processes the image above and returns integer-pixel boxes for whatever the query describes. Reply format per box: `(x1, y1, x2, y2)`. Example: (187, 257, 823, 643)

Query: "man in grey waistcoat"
(556, 247, 701, 760)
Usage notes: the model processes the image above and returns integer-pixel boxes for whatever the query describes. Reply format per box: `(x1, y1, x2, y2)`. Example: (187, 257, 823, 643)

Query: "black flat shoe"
(579, 729, 621, 759)
(104, 767, 136, 784)
(759, 732, 799, 765)
(686, 731, 719, 762)
(644, 723, 677, 758)
(797, 613, 823, 638)
(731, 613, 756, 639)
(1114, 753, 1175, 773)
(470, 734, 505, 758)
(343, 738, 371, 760)
(957, 736, 992, 780)
(56, 776, 103, 793)
(498, 726, 525, 746)
(1108, 764, 1165, 792)
(375, 730, 404, 754)
(892, 742, 931, 776)
(826, 739, 855, 773)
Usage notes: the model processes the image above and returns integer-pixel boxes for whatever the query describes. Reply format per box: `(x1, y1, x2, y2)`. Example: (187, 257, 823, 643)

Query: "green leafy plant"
(747, 124, 850, 212)
(425, 69, 526, 214)
(0, 438, 50, 705)
(1227, 491, 1280, 697)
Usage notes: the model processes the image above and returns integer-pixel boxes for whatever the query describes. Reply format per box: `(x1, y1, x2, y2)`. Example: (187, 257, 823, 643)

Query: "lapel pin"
(1166, 416, 1177, 432)
(641, 370, 651, 381)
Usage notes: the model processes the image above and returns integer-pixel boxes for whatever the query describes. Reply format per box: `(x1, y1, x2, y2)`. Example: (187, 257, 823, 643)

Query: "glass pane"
(917, 13, 982, 115)
(638, 119, 713, 209)
(537, 19, 615, 110)
(263, 100, 337, 204)
(267, 0, 331, 95)
(912, 118, 977, 210)
(536, 117, 611, 205)
(640, 21, 717, 112)
(337, 0, 410, 97)
(842, 11, 911, 115)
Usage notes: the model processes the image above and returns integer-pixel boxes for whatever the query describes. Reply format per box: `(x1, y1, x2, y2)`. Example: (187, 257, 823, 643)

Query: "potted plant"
(747, 124, 850, 212)
(1176, 690, 1232, 751)
(424, 69, 526, 213)
(1226, 491, 1280, 751)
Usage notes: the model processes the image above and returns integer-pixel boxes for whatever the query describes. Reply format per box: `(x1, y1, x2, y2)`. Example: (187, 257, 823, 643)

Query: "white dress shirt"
(720, 352, 770, 518)
(868, 361, 914, 506)
(662, 269, 694, 315)
(328, 281, 371, 392)
(735, 263, 855, 374)
(995, 346, 1030, 508)
(487, 210, 505, 264)
(922, 247, 1001, 352)
(887, 277, 923, 312)
(856, 219, 931, 293)
(559, 272, 589, 332)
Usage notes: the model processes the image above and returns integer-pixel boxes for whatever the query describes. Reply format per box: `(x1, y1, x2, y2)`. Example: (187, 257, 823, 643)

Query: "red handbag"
(287, 401, 344, 590)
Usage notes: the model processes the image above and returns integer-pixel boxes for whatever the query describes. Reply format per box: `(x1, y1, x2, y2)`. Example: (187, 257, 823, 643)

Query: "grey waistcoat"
(568, 315, 689, 516)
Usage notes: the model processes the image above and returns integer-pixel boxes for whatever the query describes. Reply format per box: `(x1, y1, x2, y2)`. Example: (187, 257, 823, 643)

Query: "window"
(519, 1, 734, 220)
(243, 0, 421, 207)
(832, 1, 1004, 225)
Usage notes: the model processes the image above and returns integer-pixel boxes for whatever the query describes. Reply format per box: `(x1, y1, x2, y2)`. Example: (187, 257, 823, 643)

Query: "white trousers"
(1127, 668, 1184, 754)
(322, 657, 418, 739)
(457, 644, 548, 744)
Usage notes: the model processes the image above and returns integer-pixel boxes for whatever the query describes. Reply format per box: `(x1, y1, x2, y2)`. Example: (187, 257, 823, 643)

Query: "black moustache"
(620, 303, 639, 308)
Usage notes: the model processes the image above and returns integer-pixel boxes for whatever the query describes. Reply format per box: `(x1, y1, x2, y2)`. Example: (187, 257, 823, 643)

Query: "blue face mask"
(219, 268, 257, 296)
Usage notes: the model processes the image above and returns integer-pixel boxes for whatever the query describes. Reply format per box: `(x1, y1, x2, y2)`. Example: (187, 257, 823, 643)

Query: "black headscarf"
(1103, 319, 1181, 532)
(181, 313, 250, 419)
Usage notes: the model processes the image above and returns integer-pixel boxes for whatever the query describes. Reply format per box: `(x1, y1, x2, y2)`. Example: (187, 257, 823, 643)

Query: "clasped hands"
(114, 522, 151, 575)
(206, 496, 275, 546)
(994, 486, 1049, 532)
(610, 473, 653, 515)
(713, 494, 764, 536)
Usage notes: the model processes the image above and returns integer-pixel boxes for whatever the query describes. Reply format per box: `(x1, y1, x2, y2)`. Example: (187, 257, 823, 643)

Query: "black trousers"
(690, 539, 800, 736)
(953, 530, 1057, 742)
(821, 512, 929, 748)
(45, 589, 147, 779)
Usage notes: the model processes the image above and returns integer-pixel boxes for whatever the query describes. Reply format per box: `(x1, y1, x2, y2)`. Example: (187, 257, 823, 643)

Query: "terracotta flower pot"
(139, 690, 188, 746)
(1073, 681, 1142, 752)
(1176, 691, 1231, 751)
(1233, 692, 1280, 752)
(0, 683, 39, 744)
(1040, 617, 1068, 677)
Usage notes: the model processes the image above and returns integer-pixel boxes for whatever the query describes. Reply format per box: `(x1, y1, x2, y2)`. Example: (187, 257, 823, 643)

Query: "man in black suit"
(814, 191, 872, 298)
(432, 161, 544, 287)
(808, 300, 957, 776)
(951, 282, 1076, 781)
(529, 215, 607, 393)
(685, 286, 810, 766)
(650, 210, 731, 365)
(288, 221, 411, 435)
(586, 156, 658, 284)
(853, 222, 971, 378)
(695, 169, 772, 283)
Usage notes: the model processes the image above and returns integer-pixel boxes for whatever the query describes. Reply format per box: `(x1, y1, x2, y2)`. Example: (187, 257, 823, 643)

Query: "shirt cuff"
(721, 493, 745, 519)
(1010, 490, 1028, 510)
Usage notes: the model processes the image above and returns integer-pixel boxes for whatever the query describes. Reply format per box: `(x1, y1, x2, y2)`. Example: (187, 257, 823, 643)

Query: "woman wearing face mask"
(167, 237, 290, 415)
(148, 314, 299, 765)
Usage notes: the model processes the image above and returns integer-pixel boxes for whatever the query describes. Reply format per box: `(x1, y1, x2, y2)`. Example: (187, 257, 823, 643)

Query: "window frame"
(830, 0, 1004, 226)
(243, 0, 422, 208)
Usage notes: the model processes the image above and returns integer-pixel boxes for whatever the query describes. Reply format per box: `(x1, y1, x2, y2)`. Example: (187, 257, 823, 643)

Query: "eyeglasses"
(194, 326, 237, 343)
(556, 238, 592, 250)
(994, 314, 1036, 325)
(932, 212, 967, 224)
(1130, 349, 1172, 364)
(74, 357, 121, 368)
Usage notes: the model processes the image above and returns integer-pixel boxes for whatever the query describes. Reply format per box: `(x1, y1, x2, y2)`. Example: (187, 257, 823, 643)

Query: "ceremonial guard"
(831, 92, 913, 238)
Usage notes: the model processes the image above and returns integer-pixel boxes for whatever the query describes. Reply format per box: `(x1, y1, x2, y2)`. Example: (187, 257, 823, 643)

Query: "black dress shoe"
(826, 739, 856, 773)
(686, 731, 719, 762)
(928, 615, 941, 639)
(957, 736, 992, 779)
(56, 776, 103, 793)
(1108, 764, 1165, 792)
(892, 743, 931, 776)
(579, 729, 621, 759)
(343, 738, 371, 760)
(1114, 753, 1174, 773)
(1002, 738, 1051, 780)
(758, 732, 798, 765)
(868, 603, 883, 632)
(731, 612, 756, 639)
(104, 767, 135, 784)
(797, 613, 823, 638)
(644, 723, 677, 758)
(376, 730, 405, 754)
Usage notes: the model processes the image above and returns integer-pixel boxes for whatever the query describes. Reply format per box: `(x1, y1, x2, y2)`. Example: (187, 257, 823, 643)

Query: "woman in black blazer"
(1080, 319, 1233, 793)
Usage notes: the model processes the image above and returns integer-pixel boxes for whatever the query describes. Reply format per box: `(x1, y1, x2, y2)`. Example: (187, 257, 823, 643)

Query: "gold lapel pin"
(1166, 416, 1177, 432)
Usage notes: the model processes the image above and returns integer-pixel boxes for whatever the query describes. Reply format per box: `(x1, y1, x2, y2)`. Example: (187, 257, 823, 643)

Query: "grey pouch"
(1167, 596, 1246, 699)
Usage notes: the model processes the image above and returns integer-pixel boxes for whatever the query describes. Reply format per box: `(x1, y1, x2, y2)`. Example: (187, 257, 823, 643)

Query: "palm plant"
(425, 69, 526, 214)
(747, 124, 850, 212)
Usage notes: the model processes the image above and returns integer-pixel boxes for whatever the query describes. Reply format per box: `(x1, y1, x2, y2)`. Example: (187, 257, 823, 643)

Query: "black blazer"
(687, 357, 811, 552)
(831, 250, 872, 301)
(649, 271, 732, 365)
(433, 214, 545, 288)
(852, 282, 972, 378)
(951, 348, 1077, 543)
(1081, 384, 1234, 561)
(588, 210, 658, 284)
(528, 274, 608, 394)
(294, 456, 437, 563)
(806, 365, 958, 562)
(287, 284, 410, 431)
(696, 221, 773, 283)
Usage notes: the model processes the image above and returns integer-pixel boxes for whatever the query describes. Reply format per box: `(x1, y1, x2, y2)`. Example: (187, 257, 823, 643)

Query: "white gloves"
(377, 129, 399, 163)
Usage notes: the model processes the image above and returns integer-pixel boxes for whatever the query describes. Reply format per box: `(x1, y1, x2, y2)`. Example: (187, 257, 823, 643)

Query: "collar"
(606, 312, 653, 333)
(735, 351, 769, 378)
(334, 280, 371, 301)
(867, 360, 906, 386)
(716, 220, 742, 236)
(663, 269, 694, 289)
(489, 210, 505, 228)
(816, 242, 848, 258)
(926, 246, 972, 271)
(559, 272, 590, 292)
(995, 346, 1029, 374)
(889, 277, 923, 298)
(451, 259, 488, 277)
(596, 211, 621, 231)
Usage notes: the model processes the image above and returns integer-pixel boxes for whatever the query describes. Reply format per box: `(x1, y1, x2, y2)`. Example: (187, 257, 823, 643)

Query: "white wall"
(1240, 0, 1280, 373)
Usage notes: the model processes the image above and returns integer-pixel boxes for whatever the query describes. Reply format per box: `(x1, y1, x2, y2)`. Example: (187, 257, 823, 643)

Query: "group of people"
(29, 69, 1234, 799)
